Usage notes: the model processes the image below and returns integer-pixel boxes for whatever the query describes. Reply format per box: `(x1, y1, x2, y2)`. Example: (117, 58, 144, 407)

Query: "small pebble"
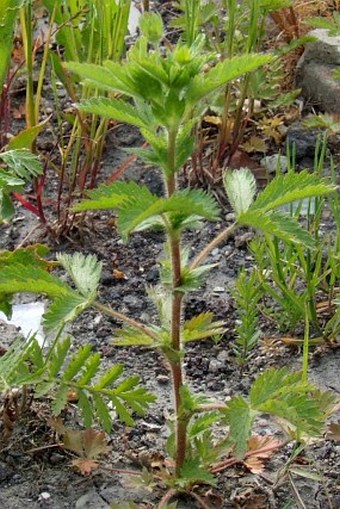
(156, 374, 169, 384)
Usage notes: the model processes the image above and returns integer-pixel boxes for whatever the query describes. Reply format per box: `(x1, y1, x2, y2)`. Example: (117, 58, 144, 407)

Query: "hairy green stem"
(166, 129, 188, 476)
(93, 301, 159, 342)
(190, 222, 238, 270)
(20, 1, 35, 130)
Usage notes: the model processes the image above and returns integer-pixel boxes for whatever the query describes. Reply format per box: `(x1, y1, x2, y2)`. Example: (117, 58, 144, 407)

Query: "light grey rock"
(301, 29, 340, 65)
(75, 491, 110, 509)
(261, 154, 288, 174)
(217, 350, 229, 363)
(209, 359, 222, 373)
(225, 212, 236, 222)
(297, 29, 340, 113)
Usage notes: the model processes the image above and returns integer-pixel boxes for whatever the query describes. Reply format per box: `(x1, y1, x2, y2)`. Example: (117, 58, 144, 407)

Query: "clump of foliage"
(249, 136, 340, 342)
(0, 149, 42, 221)
(0, 15, 337, 505)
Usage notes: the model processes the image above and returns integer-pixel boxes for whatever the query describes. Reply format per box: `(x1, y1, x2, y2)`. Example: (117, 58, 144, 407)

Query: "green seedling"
(0, 16, 337, 506)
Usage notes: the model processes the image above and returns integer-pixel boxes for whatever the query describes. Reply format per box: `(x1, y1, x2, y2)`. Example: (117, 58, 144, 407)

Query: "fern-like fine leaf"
(23, 337, 156, 430)
(92, 393, 112, 432)
(182, 312, 226, 342)
(94, 364, 124, 390)
(238, 209, 315, 248)
(62, 344, 93, 382)
(52, 384, 69, 416)
(223, 168, 257, 216)
(251, 170, 336, 213)
(79, 97, 148, 129)
(224, 396, 255, 459)
(48, 337, 72, 378)
(73, 180, 152, 212)
(57, 253, 102, 298)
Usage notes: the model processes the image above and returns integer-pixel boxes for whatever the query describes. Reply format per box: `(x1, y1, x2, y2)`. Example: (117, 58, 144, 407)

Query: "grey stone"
(301, 29, 340, 65)
(261, 154, 288, 174)
(286, 122, 319, 160)
(217, 350, 229, 363)
(156, 374, 169, 384)
(296, 29, 340, 113)
(225, 212, 236, 222)
(209, 359, 222, 373)
(75, 491, 110, 509)
(212, 286, 225, 293)
(297, 61, 340, 114)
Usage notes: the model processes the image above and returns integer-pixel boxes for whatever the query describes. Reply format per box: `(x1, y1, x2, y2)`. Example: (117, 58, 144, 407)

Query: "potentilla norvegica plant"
(0, 13, 337, 505)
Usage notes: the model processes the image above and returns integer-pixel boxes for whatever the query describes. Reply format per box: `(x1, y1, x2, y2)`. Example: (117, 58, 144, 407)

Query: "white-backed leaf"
(57, 253, 102, 298)
(223, 168, 257, 215)
(0, 149, 42, 179)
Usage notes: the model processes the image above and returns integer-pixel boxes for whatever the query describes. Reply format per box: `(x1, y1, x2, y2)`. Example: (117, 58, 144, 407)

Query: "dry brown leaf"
(113, 269, 128, 280)
(243, 456, 266, 474)
(327, 421, 340, 441)
(67, 389, 79, 403)
(203, 115, 222, 126)
(82, 429, 111, 458)
(12, 104, 26, 119)
(243, 436, 282, 473)
(242, 135, 268, 154)
(71, 458, 99, 476)
(247, 435, 282, 457)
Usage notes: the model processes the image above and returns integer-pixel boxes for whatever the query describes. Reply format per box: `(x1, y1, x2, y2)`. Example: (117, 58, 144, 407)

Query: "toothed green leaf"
(79, 97, 148, 129)
(43, 293, 90, 332)
(57, 253, 102, 298)
(118, 188, 220, 239)
(0, 263, 72, 298)
(113, 327, 156, 347)
(182, 312, 226, 342)
(238, 209, 315, 248)
(224, 396, 255, 459)
(250, 368, 302, 407)
(73, 181, 143, 212)
(65, 61, 137, 97)
(179, 458, 216, 487)
(251, 170, 336, 213)
(187, 53, 272, 102)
